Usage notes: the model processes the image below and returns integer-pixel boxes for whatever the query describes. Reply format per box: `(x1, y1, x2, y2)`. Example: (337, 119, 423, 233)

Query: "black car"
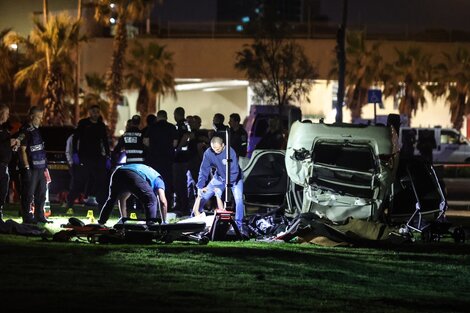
(39, 126, 75, 203)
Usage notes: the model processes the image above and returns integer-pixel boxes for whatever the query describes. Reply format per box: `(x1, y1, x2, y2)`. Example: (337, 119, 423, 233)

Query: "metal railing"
(128, 21, 470, 42)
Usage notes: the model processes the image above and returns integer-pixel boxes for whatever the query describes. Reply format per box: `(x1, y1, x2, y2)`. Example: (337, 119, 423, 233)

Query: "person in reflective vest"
(112, 117, 147, 214)
(18, 106, 49, 224)
(114, 118, 146, 165)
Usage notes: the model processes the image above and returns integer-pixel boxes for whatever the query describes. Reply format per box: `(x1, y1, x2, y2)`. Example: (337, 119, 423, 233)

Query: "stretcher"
(53, 217, 208, 244)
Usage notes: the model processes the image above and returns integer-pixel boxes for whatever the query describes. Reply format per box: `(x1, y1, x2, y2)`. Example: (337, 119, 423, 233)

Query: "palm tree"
(235, 4, 317, 109)
(383, 47, 433, 122)
(94, 0, 154, 136)
(235, 37, 317, 108)
(427, 47, 470, 131)
(125, 41, 176, 122)
(74, 0, 83, 124)
(0, 28, 15, 103)
(329, 31, 384, 122)
(6, 31, 45, 107)
(12, 13, 85, 125)
(335, 0, 348, 123)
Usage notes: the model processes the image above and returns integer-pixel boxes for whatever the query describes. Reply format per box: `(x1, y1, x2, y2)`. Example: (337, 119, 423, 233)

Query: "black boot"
(21, 208, 36, 224)
(35, 213, 52, 224)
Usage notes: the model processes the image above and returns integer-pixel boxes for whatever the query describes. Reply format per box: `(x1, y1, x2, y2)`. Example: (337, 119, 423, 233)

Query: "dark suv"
(39, 126, 75, 203)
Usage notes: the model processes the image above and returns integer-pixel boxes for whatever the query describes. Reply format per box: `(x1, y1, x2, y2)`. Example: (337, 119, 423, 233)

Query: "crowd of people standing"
(0, 102, 291, 226)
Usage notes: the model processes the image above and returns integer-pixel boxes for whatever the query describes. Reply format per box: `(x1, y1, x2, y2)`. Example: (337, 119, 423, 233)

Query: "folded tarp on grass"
(0, 219, 46, 236)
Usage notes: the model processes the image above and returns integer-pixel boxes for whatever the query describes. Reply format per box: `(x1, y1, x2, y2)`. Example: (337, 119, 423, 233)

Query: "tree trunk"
(106, 16, 127, 137)
(43, 0, 50, 72)
(74, 0, 82, 125)
(349, 86, 367, 122)
(43, 66, 66, 125)
(451, 93, 466, 130)
(336, 0, 348, 123)
(136, 86, 149, 123)
(148, 91, 157, 118)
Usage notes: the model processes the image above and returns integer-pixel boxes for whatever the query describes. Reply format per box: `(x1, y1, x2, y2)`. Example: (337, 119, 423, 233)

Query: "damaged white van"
(285, 120, 400, 222)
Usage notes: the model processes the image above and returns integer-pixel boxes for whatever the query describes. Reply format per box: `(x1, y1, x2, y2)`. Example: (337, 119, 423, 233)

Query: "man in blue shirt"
(98, 163, 168, 225)
(196, 136, 244, 229)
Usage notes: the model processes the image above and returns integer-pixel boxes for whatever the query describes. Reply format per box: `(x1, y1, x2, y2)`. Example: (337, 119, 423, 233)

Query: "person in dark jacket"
(400, 129, 417, 159)
(0, 104, 20, 221)
(208, 113, 228, 141)
(187, 115, 210, 202)
(141, 114, 156, 141)
(18, 106, 49, 224)
(417, 130, 436, 164)
(195, 136, 244, 229)
(98, 163, 168, 225)
(146, 110, 177, 210)
(255, 116, 286, 150)
(228, 113, 248, 157)
(173, 107, 191, 215)
(66, 105, 110, 210)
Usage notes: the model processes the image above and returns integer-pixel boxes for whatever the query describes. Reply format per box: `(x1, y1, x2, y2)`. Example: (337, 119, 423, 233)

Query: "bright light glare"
(325, 108, 337, 124)
(174, 78, 203, 83)
(110, 17, 116, 24)
(175, 80, 249, 91)
(203, 87, 228, 92)
(110, 3, 116, 8)
(9, 43, 18, 50)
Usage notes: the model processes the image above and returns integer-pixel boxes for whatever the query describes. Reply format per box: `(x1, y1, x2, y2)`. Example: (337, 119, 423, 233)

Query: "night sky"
(152, 0, 470, 32)
(321, 0, 470, 31)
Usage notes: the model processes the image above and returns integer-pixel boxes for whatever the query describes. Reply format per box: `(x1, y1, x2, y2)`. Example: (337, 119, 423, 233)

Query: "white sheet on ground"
(177, 212, 214, 229)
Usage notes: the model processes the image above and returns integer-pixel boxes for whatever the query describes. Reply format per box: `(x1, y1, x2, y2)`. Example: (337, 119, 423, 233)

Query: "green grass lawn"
(1, 204, 470, 312)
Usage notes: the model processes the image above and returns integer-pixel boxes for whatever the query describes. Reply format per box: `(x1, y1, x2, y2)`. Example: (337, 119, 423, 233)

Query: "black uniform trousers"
(0, 164, 9, 218)
(98, 169, 158, 224)
(67, 158, 108, 208)
(20, 167, 47, 223)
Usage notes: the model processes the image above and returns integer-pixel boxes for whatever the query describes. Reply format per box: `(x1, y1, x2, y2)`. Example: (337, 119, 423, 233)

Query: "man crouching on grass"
(98, 163, 167, 226)
(195, 136, 245, 231)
